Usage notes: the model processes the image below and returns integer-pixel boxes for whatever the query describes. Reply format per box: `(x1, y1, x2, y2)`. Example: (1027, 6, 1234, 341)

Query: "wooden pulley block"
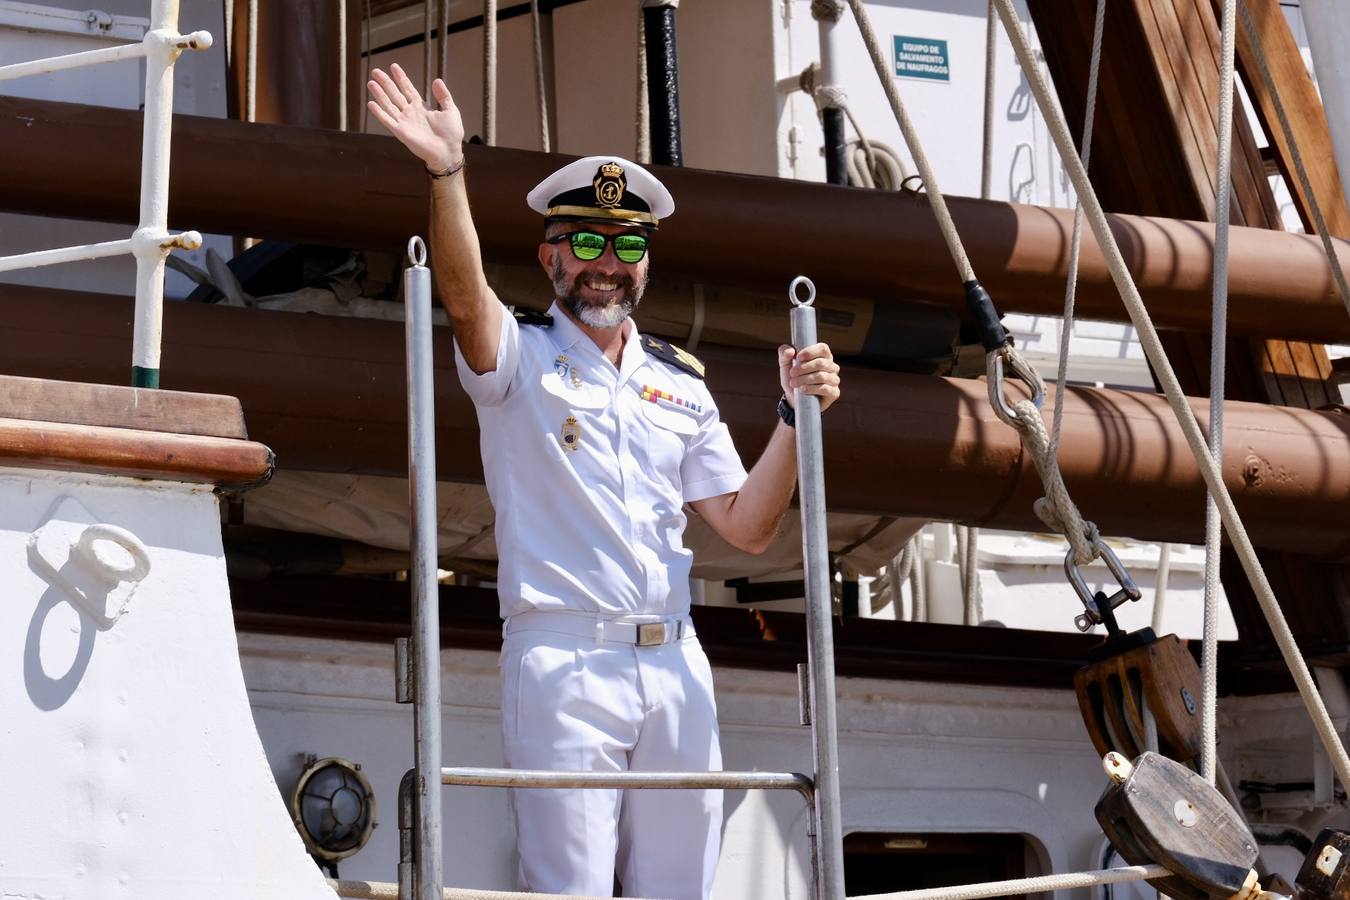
(1296, 829, 1350, 900)
(1075, 629, 1202, 763)
(1095, 751, 1257, 900)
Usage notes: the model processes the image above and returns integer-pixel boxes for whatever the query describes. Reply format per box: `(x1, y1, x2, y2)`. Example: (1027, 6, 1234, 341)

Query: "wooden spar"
(3, 284, 1350, 558)
(4, 95, 1350, 343)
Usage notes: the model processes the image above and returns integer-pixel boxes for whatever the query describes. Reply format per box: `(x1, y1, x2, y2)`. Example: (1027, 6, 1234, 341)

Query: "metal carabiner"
(989, 347, 1046, 422)
(1065, 535, 1143, 632)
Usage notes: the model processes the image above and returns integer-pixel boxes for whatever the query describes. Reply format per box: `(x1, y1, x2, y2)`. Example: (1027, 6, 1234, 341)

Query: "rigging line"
(484, 0, 498, 145)
(1050, 0, 1106, 456)
(1202, 0, 1238, 789)
(1238, 0, 1350, 322)
(423, 0, 432, 99)
(339, 0, 348, 131)
(992, 0, 1350, 792)
(847, 0, 1106, 569)
(530, 0, 550, 152)
(362, 0, 372, 132)
(981, 0, 996, 200)
(844, 0, 973, 283)
(440, 0, 449, 86)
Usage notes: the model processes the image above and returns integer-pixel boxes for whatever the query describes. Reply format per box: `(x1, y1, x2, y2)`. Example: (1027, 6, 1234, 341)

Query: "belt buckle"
(637, 622, 666, 647)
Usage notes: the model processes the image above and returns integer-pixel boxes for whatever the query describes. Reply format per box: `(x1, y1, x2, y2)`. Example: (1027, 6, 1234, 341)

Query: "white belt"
(504, 610, 692, 647)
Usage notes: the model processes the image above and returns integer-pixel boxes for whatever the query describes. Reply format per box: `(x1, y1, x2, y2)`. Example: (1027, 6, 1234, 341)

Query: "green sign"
(893, 35, 950, 82)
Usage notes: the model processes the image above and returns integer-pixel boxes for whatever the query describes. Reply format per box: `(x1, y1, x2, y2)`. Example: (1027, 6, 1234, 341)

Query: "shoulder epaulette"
(510, 306, 553, 327)
(642, 333, 705, 379)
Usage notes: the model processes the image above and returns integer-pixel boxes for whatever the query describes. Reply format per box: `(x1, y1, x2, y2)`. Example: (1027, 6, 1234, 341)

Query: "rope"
(797, 62, 909, 189)
(246, 0, 257, 123)
(440, 0, 450, 89)
(851, 864, 1170, 900)
(910, 533, 926, 621)
(810, 0, 844, 23)
(636, 11, 650, 164)
(530, 0, 550, 152)
(223, 0, 233, 66)
(987, 356, 1099, 565)
(844, 0, 1102, 568)
(361, 0, 372, 132)
(483, 0, 498, 145)
(1151, 542, 1172, 632)
(423, 0, 433, 99)
(844, 0, 975, 284)
(957, 525, 983, 625)
(339, 0, 349, 131)
(845, 137, 907, 190)
(992, 0, 1350, 793)
(1049, 0, 1105, 455)
(1239, 1, 1350, 322)
(1201, 0, 1238, 789)
(981, 0, 996, 200)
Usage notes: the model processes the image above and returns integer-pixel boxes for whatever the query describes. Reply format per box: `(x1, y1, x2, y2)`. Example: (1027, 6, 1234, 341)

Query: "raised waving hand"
(367, 63, 464, 172)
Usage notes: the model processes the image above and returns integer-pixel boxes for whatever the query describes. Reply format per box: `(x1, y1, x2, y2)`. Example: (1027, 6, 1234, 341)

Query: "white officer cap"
(526, 155, 674, 229)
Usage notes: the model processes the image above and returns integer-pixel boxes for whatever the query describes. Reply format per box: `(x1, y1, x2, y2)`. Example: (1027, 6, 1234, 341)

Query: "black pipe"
(643, 4, 683, 166)
(822, 106, 848, 185)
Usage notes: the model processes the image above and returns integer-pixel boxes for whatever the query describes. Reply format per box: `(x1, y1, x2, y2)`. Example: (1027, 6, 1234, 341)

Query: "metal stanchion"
(404, 237, 443, 900)
(789, 275, 845, 900)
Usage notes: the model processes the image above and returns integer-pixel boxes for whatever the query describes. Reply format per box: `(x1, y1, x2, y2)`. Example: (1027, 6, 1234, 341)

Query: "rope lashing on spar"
(841, 0, 1105, 577)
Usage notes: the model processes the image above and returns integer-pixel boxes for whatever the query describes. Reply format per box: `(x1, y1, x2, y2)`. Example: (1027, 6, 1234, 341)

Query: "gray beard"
(553, 258, 647, 329)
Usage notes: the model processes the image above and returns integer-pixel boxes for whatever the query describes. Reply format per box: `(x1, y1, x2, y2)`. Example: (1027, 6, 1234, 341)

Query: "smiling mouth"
(584, 277, 620, 293)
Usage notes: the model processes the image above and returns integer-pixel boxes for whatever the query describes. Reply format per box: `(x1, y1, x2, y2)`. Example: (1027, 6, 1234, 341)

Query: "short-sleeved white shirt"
(455, 301, 749, 619)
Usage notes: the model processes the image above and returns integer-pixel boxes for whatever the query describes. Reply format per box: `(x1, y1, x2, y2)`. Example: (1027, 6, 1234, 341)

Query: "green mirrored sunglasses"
(547, 230, 649, 264)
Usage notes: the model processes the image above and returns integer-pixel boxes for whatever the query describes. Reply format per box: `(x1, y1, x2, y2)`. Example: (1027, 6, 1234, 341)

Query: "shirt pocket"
(638, 400, 699, 436)
(538, 371, 609, 409)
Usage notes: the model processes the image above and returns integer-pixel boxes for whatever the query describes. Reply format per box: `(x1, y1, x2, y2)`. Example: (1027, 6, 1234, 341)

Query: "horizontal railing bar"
(0, 238, 133, 273)
(441, 766, 814, 800)
(851, 864, 1171, 900)
(0, 41, 148, 81)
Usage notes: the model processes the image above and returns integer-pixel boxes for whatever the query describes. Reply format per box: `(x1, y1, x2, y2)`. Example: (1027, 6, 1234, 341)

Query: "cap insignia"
(594, 162, 626, 209)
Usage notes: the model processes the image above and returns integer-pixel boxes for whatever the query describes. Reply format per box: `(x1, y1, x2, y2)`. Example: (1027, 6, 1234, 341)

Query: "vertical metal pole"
(131, 0, 180, 389)
(815, 1, 848, 185)
(788, 276, 846, 900)
(642, 1, 683, 166)
(404, 237, 443, 900)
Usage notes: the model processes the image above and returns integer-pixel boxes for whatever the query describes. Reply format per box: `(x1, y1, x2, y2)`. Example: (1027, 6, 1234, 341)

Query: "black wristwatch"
(777, 395, 796, 428)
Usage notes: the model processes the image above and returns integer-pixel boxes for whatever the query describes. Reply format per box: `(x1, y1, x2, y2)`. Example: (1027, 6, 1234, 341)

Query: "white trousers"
(499, 621, 722, 899)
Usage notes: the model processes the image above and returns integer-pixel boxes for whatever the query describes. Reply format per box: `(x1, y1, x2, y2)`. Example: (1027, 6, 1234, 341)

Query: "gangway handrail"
(397, 766, 819, 900)
(439, 766, 815, 801)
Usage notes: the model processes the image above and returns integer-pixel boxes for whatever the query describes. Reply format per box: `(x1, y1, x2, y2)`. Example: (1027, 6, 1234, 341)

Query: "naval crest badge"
(561, 415, 581, 452)
(593, 161, 626, 209)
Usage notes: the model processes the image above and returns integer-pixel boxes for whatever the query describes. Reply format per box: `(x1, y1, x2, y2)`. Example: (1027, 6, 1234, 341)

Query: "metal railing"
(0, 0, 211, 388)
(396, 251, 838, 900)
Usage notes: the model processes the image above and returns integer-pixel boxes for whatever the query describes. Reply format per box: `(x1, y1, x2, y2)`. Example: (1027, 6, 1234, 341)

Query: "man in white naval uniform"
(368, 64, 841, 899)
